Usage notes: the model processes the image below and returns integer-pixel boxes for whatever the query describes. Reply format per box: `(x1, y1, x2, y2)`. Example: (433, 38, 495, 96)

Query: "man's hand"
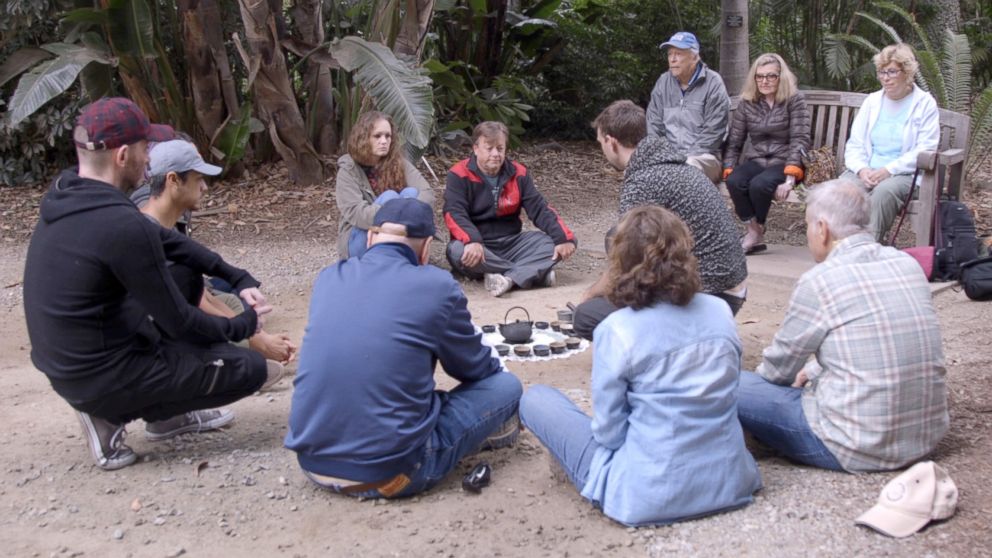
(580, 272, 609, 303)
(791, 370, 809, 388)
(251, 331, 298, 364)
(552, 242, 576, 261)
(461, 242, 485, 268)
(240, 287, 273, 325)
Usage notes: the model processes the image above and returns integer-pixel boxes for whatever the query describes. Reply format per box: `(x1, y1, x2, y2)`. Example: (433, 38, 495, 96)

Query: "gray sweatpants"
(446, 231, 556, 289)
(839, 170, 914, 243)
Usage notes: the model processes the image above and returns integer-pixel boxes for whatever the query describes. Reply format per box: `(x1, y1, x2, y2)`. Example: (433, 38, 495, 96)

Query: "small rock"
(153, 517, 166, 526)
(112, 528, 124, 540)
(165, 548, 185, 558)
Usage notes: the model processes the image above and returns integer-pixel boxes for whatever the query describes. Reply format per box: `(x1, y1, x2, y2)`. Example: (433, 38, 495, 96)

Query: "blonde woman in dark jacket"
(722, 54, 810, 254)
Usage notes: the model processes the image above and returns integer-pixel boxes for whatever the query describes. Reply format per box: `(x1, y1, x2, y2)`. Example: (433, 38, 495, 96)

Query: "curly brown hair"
(607, 206, 701, 309)
(347, 111, 405, 195)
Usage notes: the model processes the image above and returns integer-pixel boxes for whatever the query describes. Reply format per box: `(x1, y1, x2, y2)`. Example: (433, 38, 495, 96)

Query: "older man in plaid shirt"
(737, 179, 948, 472)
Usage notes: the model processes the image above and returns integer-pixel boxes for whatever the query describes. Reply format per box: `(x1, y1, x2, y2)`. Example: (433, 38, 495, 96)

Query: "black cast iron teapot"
(499, 306, 533, 344)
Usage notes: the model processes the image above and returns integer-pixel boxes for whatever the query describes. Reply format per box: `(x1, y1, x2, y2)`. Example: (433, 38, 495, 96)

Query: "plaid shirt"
(757, 234, 948, 472)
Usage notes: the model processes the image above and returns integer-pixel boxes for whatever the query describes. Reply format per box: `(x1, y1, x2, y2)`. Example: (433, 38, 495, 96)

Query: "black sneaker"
(75, 411, 137, 471)
(145, 409, 235, 441)
(479, 413, 520, 451)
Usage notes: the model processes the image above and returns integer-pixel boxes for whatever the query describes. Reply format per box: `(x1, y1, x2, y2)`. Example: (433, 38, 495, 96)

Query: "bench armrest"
(917, 148, 965, 170)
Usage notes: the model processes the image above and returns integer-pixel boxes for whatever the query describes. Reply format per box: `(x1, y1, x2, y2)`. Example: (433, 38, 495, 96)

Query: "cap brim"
(147, 124, 176, 142)
(855, 505, 930, 538)
(193, 161, 224, 177)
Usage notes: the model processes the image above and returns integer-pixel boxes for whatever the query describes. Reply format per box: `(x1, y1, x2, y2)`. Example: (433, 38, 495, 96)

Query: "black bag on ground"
(934, 201, 978, 281)
(959, 256, 992, 301)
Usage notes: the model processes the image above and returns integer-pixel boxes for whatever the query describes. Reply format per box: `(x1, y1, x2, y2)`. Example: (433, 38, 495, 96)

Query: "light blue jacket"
(582, 294, 762, 526)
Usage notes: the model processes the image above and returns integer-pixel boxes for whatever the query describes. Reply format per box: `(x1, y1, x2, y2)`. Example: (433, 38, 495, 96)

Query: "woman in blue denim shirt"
(520, 206, 762, 526)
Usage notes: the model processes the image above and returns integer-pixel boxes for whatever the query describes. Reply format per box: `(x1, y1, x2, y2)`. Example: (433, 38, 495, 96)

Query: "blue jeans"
(307, 372, 522, 498)
(736, 371, 845, 471)
(347, 187, 420, 259)
(519, 385, 600, 491)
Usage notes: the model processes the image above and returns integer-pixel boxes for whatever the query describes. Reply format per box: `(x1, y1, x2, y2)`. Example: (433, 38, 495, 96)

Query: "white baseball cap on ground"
(855, 460, 958, 538)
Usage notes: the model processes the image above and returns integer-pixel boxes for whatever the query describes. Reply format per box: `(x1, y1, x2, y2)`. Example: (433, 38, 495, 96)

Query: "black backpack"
(960, 255, 992, 300)
(933, 200, 978, 281)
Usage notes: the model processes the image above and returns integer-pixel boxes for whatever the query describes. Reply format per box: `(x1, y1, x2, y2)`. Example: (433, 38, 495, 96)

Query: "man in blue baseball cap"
(646, 31, 731, 184)
(287, 198, 522, 498)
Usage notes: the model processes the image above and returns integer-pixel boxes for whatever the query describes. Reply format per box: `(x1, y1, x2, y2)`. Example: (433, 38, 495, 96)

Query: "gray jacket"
(334, 154, 434, 258)
(645, 63, 730, 158)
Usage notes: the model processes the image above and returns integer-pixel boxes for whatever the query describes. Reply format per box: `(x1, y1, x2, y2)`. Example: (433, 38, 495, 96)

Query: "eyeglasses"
(755, 73, 780, 82)
(877, 69, 903, 79)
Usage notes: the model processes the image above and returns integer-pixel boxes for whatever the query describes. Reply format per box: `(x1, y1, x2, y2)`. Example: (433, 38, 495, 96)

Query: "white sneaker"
(260, 360, 285, 391)
(484, 273, 514, 297)
(542, 270, 556, 288)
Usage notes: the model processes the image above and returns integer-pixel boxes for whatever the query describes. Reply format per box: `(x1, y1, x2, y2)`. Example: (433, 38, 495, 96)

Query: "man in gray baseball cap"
(646, 30, 730, 183)
(140, 140, 297, 376)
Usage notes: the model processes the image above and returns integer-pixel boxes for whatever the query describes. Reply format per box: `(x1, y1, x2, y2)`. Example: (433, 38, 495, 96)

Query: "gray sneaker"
(75, 411, 137, 471)
(260, 359, 285, 391)
(479, 413, 520, 451)
(484, 273, 514, 297)
(145, 409, 235, 441)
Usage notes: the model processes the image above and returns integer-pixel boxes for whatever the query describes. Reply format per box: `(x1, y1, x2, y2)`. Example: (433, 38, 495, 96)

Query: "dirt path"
(1, 144, 990, 557)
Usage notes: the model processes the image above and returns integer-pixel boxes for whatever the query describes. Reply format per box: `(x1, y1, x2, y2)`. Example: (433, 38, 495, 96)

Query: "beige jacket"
(334, 154, 433, 258)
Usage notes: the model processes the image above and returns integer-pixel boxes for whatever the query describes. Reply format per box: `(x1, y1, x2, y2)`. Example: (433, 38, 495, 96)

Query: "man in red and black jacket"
(443, 122, 577, 297)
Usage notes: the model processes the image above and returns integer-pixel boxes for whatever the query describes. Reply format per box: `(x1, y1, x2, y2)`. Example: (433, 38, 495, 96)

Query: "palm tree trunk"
(238, 0, 323, 185)
(393, 0, 435, 63)
(719, 0, 749, 96)
(291, 0, 337, 156)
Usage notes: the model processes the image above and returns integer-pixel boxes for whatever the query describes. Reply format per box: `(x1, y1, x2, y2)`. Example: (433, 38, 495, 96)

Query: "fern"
(854, 11, 902, 46)
(967, 87, 992, 175)
(942, 31, 972, 114)
(873, 1, 932, 52)
(916, 49, 947, 105)
(823, 33, 880, 81)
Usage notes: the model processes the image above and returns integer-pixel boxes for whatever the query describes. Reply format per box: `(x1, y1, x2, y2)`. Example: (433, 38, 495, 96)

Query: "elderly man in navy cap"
(23, 97, 279, 471)
(287, 198, 522, 498)
(646, 31, 731, 183)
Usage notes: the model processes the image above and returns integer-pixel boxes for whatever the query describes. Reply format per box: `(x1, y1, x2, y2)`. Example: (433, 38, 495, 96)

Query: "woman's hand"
(774, 177, 795, 202)
(251, 331, 298, 364)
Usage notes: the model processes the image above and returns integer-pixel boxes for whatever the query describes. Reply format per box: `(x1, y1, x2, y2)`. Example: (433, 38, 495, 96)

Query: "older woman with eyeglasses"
(842, 43, 940, 242)
(722, 53, 810, 254)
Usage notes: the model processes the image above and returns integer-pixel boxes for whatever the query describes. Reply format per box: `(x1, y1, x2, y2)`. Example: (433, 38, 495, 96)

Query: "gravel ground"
(0, 144, 990, 557)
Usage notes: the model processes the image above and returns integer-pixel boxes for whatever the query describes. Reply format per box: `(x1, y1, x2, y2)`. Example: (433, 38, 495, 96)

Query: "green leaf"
(853, 11, 902, 45)
(967, 86, 992, 175)
(60, 7, 110, 26)
(916, 50, 946, 106)
(0, 47, 51, 89)
(8, 52, 101, 127)
(941, 30, 972, 113)
(524, 0, 561, 20)
(109, 0, 155, 60)
(873, 1, 931, 52)
(329, 36, 435, 153)
(211, 103, 254, 170)
(468, 0, 487, 15)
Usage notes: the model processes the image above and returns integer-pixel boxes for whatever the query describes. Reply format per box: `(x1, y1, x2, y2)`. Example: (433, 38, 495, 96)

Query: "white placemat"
(477, 326, 590, 362)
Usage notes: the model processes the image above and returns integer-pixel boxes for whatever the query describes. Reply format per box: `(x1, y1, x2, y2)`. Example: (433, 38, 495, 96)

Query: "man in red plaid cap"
(23, 97, 281, 471)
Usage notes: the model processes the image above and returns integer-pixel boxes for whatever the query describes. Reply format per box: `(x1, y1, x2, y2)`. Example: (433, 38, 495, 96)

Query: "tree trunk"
(393, 0, 435, 63)
(719, 0, 749, 96)
(238, 0, 323, 185)
(177, 0, 226, 145)
(921, 0, 961, 43)
(290, 0, 337, 156)
(477, 0, 508, 82)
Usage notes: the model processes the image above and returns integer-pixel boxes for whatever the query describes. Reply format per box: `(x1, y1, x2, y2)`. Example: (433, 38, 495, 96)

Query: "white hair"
(804, 179, 870, 240)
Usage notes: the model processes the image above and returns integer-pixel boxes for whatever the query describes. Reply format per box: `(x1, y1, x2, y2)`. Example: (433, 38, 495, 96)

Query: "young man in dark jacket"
(443, 121, 577, 297)
(23, 97, 276, 471)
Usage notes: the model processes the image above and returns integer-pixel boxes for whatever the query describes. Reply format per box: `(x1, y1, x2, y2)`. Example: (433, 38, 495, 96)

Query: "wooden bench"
(727, 89, 970, 246)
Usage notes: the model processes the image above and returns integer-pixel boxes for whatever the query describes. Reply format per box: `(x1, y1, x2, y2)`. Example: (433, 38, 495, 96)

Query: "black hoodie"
(23, 169, 259, 403)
